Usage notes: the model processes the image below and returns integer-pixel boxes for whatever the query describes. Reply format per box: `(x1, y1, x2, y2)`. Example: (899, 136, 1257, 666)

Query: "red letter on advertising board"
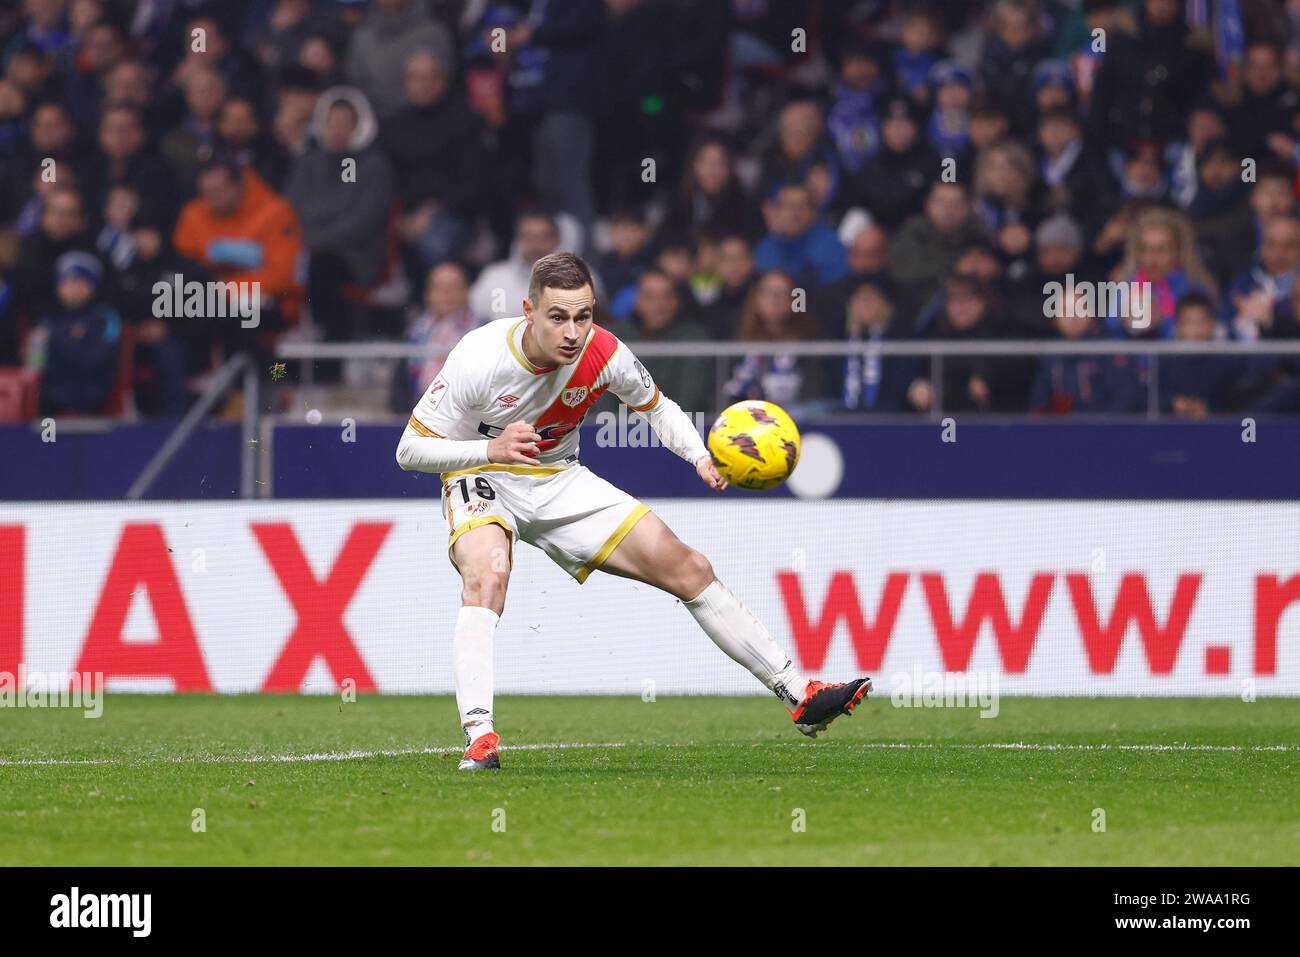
(252, 522, 390, 692)
(1254, 574, 1300, 675)
(776, 571, 907, 671)
(1066, 573, 1201, 674)
(919, 572, 1054, 672)
(74, 523, 211, 690)
(0, 525, 21, 676)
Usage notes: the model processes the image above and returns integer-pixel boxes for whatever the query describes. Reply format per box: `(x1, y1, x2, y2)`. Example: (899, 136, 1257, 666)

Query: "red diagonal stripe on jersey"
(533, 325, 618, 451)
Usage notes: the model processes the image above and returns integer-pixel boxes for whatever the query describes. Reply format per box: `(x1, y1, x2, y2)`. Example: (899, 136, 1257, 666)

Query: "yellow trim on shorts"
(574, 503, 650, 584)
(447, 515, 513, 553)
(628, 386, 660, 413)
(441, 462, 572, 483)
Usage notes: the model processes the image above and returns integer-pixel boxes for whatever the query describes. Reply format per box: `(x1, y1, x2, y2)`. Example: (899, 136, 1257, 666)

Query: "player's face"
(525, 284, 595, 365)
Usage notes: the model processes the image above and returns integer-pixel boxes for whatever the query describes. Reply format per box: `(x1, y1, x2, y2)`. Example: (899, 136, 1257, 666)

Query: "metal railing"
(126, 352, 259, 500)
(278, 336, 1300, 421)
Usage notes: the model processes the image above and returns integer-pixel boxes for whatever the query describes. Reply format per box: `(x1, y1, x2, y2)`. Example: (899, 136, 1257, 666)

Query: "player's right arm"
(395, 347, 542, 473)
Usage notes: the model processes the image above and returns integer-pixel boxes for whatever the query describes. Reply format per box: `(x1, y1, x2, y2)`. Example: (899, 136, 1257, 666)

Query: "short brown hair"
(528, 251, 593, 304)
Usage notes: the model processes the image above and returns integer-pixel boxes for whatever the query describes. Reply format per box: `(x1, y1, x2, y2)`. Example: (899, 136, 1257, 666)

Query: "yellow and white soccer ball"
(707, 400, 801, 490)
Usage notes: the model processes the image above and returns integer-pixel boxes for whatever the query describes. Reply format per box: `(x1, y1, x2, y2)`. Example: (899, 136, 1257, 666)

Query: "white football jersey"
(406, 316, 661, 467)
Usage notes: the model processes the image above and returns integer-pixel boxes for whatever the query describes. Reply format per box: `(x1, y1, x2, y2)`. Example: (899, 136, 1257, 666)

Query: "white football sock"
(685, 580, 809, 712)
(454, 605, 498, 742)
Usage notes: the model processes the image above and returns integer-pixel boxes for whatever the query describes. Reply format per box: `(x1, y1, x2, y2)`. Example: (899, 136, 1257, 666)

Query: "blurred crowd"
(2, 0, 1300, 421)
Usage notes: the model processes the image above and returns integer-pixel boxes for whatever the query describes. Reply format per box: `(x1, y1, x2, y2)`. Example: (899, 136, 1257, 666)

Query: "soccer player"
(396, 252, 871, 770)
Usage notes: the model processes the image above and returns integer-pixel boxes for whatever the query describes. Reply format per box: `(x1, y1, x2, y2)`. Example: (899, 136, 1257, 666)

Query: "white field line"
(3, 740, 1299, 767)
(0, 741, 625, 767)
(761, 741, 1300, 753)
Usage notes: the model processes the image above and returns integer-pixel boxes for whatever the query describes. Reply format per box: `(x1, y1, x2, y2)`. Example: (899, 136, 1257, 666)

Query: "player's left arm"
(608, 341, 726, 491)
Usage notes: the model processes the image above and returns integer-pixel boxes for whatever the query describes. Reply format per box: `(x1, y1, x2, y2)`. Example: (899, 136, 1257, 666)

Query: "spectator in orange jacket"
(172, 158, 303, 330)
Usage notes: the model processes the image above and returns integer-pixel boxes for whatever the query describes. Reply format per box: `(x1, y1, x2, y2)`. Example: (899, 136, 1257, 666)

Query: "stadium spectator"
(893, 7, 946, 104)
(469, 210, 561, 323)
(160, 64, 227, 189)
(725, 270, 825, 411)
(1087, 0, 1214, 150)
(819, 224, 893, 338)
(296, 28, 343, 89)
(216, 95, 291, 189)
(839, 95, 937, 232)
(696, 233, 756, 339)
(759, 100, 840, 214)
(593, 0, 692, 214)
(173, 158, 303, 331)
(1029, 282, 1144, 415)
(1006, 213, 1087, 337)
(980, 0, 1053, 138)
(907, 275, 1017, 414)
(1036, 106, 1117, 246)
(515, 0, 605, 250)
(270, 65, 323, 162)
(11, 183, 94, 319)
(0, 0, 1295, 424)
(1230, 41, 1299, 163)
(286, 87, 393, 341)
(403, 261, 476, 405)
(825, 39, 889, 176)
(755, 183, 849, 289)
(595, 207, 654, 319)
(168, 12, 261, 104)
(1160, 291, 1245, 417)
(102, 58, 155, 116)
(1203, 159, 1297, 288)
(1108, 207, 1218, 337)
(381, 50, 486, 278)
(973, 140, 1040, 270)
(249, 0, 334, 74)
(97, 187, 202, 415)
(65, 17, 129, 135)
(891, 181, 985, 313)
(1224, 216, 1300, 339)
(79, 103, 179, 235)
(0, 99, 74, 225)
(1168, 102, 1229, 210)
(659, 135, 764, 245)
(926, 60, 973, 161)
(613, 269, 713, 414)
(840, 280, 916, 413)
(30, 251, 122, 416)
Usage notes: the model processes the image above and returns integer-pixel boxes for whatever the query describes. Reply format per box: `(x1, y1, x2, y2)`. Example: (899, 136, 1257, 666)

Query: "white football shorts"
(440, 463, 650, 583)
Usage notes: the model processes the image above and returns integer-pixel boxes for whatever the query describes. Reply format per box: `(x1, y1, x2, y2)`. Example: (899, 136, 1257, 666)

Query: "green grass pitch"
(2, 694, 1298, 866)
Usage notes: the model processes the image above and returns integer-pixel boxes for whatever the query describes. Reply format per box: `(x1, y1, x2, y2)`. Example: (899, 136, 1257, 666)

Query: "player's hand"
(488, 421, 542, 465)
(697, 455, 727, 492)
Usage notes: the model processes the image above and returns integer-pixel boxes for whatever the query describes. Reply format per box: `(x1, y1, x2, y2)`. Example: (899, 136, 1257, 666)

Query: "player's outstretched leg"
(598, 511, 871, 737)
(450, 523, 512, 770)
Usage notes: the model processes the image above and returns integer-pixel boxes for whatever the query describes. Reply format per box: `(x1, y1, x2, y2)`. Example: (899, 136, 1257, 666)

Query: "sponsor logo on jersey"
(561, 386, 588, 408)
(497, 393, 520, 408)
(427, 379, 447, 412)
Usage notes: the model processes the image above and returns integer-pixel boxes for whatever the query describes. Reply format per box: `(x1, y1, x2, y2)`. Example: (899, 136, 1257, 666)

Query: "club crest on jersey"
(561, 386, 588, 408)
